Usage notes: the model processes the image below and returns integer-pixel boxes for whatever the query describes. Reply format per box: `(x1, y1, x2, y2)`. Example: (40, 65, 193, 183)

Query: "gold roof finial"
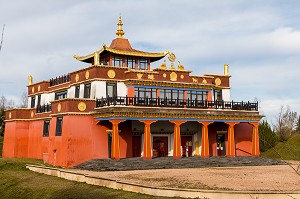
(116, 16, 125, 38)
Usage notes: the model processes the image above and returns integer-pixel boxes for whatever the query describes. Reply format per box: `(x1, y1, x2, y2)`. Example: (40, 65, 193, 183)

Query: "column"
(170, 120, 186, 158)
(139, 120, 156, 159)
(250, 122, 260, 156)
(199, 121, 212, 157)
(225, 122, 239, 157)
(109, 120, 124, 160)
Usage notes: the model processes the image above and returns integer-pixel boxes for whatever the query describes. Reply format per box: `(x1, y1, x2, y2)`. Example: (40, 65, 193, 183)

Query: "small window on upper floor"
(75, 85, 80, 98)
(37, 95, 41, 107)
(31, 96, 36, 108)
(43, 120, 50, 137)
(55, 117, 63, 136)
(138, 59, 148, 70)
(55, 90, 67, 100)
(106, 83, 117, 98)
(214, 90, 222, 101)
(84, 84, 91, 98)
(112, 56, 123, 67)
(127, 58, 136, 69)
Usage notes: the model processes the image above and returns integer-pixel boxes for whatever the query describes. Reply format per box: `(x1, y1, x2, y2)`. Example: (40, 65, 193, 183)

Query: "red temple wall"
(235, 123, 253, 156)
(119, 120, 133, 158)
(27, 120, 44, 159)
(14, 122, 29, 158)
(2, 122, 17, 157)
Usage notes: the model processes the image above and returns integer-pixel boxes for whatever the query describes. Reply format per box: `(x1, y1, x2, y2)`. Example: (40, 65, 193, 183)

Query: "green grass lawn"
(0, 158, 180, 199)
(261, 134, 300, 161)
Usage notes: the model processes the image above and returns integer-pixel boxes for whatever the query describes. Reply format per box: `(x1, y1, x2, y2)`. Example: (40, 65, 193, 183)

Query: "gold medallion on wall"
(78, 102, 86, 112)
(38, 85, 41, 92)
(31, 111, 34, 118)
(137, 73, 143, 79)
(107, 70, 116, 78)
(75, 74, 80, 82)
(215, 78, 221, 86)
(57, 103, 61, 112)
(202, 78, 207, 84)
(85, 71, 90, 79)
(8, 112, 11, 119)
(163, 73, 167, 78)
(31, 87, 35, 93)
(170, 72, 177, 81)
(180, 75, 184, 79)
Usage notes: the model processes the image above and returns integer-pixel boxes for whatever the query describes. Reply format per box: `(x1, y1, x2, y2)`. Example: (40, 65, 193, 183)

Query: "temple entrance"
(153, 136, 168, 157)
(181, 136, 193, 157)
(132, 136, 141, 157)
(216, 133, 226, 156)
(108, 133, 112, 158)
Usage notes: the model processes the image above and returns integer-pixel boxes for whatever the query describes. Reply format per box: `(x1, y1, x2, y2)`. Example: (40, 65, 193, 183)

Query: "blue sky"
(0, 0, 300, 123)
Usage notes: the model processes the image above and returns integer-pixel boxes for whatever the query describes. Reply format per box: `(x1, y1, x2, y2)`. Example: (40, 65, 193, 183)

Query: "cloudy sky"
(0, 0, 299, 122)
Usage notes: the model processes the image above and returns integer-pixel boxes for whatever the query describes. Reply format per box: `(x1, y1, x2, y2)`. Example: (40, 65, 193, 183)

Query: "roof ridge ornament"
(116, 16, 125, 38)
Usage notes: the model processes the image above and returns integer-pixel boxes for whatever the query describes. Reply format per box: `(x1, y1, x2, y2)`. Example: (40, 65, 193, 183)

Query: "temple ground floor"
(2, 115, 259, 168)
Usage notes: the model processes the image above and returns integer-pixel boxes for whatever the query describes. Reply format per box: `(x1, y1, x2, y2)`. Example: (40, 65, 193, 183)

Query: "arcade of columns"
(109, 120, 260, 160)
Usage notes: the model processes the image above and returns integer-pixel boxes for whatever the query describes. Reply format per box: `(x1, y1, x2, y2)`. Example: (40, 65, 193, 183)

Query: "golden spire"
(116, 16, 125, 38)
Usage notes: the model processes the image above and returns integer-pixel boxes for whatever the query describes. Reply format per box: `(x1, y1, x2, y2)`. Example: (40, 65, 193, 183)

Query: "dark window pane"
(106, 83, 117, 97)
(138, 59, 148, 70)
(31, 96, 35, 108)
(84, 84, 91, 98)
(55, 117, 63, 136)
(55, 91, 67, 100)
(75, 86, 80, 98)
(43, 120, 50, 137)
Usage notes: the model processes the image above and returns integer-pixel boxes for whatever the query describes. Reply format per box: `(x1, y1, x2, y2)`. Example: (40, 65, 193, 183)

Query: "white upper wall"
(117, 82, 127, 96)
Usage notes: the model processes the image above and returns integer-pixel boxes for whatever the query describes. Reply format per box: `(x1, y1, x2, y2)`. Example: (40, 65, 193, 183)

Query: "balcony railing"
(36, 104, 52, 113)
(50, 74, 70, 86)
(95, 96, 258, 111)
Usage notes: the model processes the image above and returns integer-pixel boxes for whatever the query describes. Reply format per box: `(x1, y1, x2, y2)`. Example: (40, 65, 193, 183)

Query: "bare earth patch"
(72, 164, 300, 191)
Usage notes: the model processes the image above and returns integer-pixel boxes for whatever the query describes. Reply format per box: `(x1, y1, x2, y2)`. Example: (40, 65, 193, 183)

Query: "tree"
(0, 24, 5, 53)
(296, 115, 300, 134)
(19, 89, 28, 108)
(259, 120, 277, 152)
(273, 105, 297, 141)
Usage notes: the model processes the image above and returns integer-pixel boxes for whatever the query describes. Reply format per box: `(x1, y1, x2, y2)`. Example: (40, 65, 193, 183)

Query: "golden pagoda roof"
(73, 16, 168, 64)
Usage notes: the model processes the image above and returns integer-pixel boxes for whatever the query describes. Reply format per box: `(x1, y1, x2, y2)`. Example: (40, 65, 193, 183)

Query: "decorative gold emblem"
(31, 87, 34, 93)
(85, 71, 90, 79)
(202, 78, 207, 84)
(28, 75, 33, 85)
(78, 102, 86, 112)
(31, 111, 34, 118)
(215, 78, 222, 86)
(168, 52, 176, 69)
(57, 103, 61, 112)
(192, 77, 198, 83)
(178, 61, 184, 70)
(38, 85, 41, 92)
(159, 60, 167, 69)
(148, 74, 154, 80)
(163, 73, 167, 78)
(137, 73, 143, 79)
(75, 74, 79, 82)
(170, 72, 177, 81)
(180, 75, 184, 79)
(107, 70, 116, 78)
(9, 112, 11, 119)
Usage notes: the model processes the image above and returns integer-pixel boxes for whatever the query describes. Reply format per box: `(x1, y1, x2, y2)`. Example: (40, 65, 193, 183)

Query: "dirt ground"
(72, 162, 300, 191)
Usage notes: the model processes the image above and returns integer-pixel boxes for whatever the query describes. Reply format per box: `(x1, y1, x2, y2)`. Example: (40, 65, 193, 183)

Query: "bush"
(259, 120, 277, 152)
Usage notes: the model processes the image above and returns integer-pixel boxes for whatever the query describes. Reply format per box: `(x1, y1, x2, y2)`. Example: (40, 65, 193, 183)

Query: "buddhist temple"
(2, 17, 263, 168)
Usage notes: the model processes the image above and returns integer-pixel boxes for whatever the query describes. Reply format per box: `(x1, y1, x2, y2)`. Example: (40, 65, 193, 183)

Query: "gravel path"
(74, 156, 285, 171)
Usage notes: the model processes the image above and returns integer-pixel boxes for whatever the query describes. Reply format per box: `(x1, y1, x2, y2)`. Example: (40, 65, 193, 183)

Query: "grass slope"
(0, 136, 3, 157)
(261, 134, 300, 161)
(0, 158, 179, 199)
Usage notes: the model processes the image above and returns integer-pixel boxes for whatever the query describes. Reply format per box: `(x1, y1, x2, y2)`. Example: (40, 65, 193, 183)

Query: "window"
(187, 91, 207, 101)
(106, 83, 117, 98)
(84, 84, 91, 98)
(55, 117, 63, 136)
(37, 95, 41, 107)
(138, 59, 148, 70)
(43, 120, 50, 137)
(134, 87, 156, 99)
(55, 91, 67, 100)
(75, 85, 80, 98)
(160, 89, 184, 100)
(112, 56, 123, 67)
(31, 96, 36, 108)
(214, 90, 222, 101)
(127, 58, 136, 69)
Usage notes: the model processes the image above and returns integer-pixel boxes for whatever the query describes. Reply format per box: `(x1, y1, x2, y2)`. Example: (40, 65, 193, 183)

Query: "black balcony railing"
(50, 74, 70, 86)
(95, 96, 258, 111)
(36, 104, 52, 113)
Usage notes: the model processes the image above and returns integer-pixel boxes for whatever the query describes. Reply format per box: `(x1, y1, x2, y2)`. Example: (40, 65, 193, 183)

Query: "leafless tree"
(19, 89, 28, 108)
(0, 24, 5, 52)
(273, 105, 297, 141)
